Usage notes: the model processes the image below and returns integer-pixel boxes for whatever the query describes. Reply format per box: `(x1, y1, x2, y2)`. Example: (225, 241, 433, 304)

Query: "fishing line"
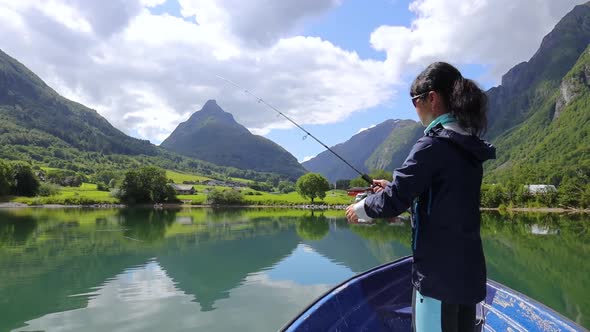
(216, 75, 376, 186)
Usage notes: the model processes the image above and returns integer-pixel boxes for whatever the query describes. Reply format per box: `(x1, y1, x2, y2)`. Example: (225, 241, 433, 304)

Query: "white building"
(525, 184, 557, 194)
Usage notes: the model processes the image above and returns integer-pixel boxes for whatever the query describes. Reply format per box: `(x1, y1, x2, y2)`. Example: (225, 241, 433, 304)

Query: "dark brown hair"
(410, 62, 488, 136)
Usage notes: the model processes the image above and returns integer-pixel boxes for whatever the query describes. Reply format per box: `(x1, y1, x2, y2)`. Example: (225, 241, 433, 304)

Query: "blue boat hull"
(282, 256, 586, 332)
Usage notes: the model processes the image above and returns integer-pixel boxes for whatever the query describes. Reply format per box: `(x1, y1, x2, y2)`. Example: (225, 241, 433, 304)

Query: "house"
(346, 187, 371, 197)
(169, 184, 196, 195)
(175, 216, 194, 225)
(525, 184, 557, 195)
(35, 170, 46, 182)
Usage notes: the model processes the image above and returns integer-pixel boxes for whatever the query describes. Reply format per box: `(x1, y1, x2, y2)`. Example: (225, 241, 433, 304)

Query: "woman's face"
(412, 91, 445, 126)
(412, 92, 433, 126)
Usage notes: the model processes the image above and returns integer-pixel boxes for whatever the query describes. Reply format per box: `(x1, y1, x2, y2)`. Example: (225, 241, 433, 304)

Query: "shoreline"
(0, 202, 348, 210)
(1, 202, 589, 213)
(480, 207, 590, 213)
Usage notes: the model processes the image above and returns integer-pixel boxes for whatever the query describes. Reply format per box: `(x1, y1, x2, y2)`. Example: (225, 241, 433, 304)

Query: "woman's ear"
(429, 91, 443, 113)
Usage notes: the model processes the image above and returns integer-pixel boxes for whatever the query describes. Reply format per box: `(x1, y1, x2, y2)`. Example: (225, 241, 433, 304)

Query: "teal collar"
(424, 113, 456, 134)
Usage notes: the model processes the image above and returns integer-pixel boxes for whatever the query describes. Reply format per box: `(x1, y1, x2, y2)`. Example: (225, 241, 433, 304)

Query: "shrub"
(96, 182, 109, 191)
(207, 189, 245, 205)
(119, 166, 177, 204)
(10, 161, 40, 196)
(38, 182, 61, 196)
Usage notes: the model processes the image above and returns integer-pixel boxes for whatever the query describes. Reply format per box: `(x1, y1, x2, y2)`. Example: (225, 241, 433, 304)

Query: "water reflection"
(157, 224, 299, 312)
(0, 209, 588, 330)
(481, 212, 590, 328)
(16, 260, 197, 332)
(0, 213, 37, 246)
(296, 214, 329, 240)
(118, 208, 180, 242)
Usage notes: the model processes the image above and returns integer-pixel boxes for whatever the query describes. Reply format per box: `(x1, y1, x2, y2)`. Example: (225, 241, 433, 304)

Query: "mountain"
(306, 2, 590, 185)
(0, 49, 284, 183)
(365, 121, 423, 172)
(302, 119, 421, 182)
(484, 2, 590, 183)
(160, 100, 306, 180)
(486, 2, 590, 140)
(486, 44, 590, 183)
(0, 49, 157, 156)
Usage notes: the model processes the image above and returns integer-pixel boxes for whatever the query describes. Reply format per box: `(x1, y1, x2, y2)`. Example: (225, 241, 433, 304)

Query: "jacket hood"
(428, 124, 496, 162)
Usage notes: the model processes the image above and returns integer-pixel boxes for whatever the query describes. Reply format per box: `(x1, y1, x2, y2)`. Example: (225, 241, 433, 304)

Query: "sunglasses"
(411, 92, 429, 106)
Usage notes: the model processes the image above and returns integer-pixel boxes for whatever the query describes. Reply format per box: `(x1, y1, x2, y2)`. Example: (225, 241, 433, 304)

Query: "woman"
(346, 62, 496, 332)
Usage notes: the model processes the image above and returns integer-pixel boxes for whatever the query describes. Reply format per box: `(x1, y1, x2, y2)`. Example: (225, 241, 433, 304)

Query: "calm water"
(0, 208, 588, 331)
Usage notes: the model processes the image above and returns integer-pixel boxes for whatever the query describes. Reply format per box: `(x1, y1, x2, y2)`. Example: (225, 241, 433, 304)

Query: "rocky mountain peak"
(201, 99, 223, 113)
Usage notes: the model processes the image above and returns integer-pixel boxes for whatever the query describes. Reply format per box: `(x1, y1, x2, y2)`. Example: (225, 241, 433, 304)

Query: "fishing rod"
(217, 75, 377, 187)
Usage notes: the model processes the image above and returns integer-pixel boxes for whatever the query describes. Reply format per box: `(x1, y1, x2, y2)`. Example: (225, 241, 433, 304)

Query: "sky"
(0, 0, 586, 162)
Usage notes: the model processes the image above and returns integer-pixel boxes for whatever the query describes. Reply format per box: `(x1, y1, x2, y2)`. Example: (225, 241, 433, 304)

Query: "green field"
(242, 190, 352, 206)
(8, 180, 355, 206)
(12, 183, 118, 205)
(5, 164, 357, 206)
(165, 170, 213, 183)
(175, 189, 353, 206)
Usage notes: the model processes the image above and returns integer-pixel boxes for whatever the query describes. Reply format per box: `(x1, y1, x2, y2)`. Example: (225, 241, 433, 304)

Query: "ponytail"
(410, 62, 488, 137)
(450, 78, 487, 136)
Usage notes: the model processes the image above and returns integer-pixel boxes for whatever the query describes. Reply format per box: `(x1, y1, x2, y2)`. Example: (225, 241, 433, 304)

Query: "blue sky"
(257, 0, 493, 162)
(2, 0, 583, 162)
(150, 0, 495, 162)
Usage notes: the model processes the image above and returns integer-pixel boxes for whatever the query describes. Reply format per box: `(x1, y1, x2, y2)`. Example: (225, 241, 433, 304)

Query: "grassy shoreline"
(2, 181, 355, 207)
(2, 202, 590, 214)
(2, 180, 589, 213)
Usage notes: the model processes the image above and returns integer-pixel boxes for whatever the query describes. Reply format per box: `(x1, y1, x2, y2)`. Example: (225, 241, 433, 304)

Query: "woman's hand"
(345, 204, 359, 223)
(372, 179, 390, 193)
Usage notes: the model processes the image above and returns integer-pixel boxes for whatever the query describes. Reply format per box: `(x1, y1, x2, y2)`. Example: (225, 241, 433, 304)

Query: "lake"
(0, 208, 588, 331)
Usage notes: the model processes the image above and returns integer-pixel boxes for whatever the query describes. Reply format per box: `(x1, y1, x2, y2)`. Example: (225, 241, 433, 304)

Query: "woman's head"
(410, 62, 488, 136)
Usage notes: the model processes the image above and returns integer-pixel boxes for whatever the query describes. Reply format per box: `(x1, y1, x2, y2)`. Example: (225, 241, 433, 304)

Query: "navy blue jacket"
(363, 124, 496, 304)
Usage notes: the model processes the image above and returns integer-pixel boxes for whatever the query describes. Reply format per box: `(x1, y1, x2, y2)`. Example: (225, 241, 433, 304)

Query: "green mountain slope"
(300, 3, 590, 186)
(365, 121, 423, 172)
(302, 119, 419, 182)
(486, 2, 590, 140)
(160, 100, 306, 180)
(0, 49, 286, 183)
(0, 49, 157, 156)
(486, 45, 590, 184)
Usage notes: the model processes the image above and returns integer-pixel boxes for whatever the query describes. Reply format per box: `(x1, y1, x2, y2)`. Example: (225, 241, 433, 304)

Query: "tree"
(350, 169, 393, 188)
(38, 182, 61, 197)
(349, 176, 369, 188)
(10, 161, 40, 197)
(206, 188, 245, 205)
(368, 169, 393, 182)
(0, 160, 13, 196)
(120, 166, 177, 204)
(295, 173, 330, 203)
(93, 170, 123, 187)
(480, 184, 505, 208)
(249, 181, 272, 192)
(335, 179, 351, 190)
(277, 181, 295, 193)
(581, 184, 590, 209)
(558, 177, 582, 208)
(46, 169, 85, 187)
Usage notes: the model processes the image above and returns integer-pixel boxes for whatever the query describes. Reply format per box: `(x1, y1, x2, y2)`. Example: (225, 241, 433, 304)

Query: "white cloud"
(370, 0, 587, 81)
(0, 0, 392, 144)
(357, 124, 376, 134)
(178, 0, 342, 46)
(17, 259, 331, 332)
(301, 155, 315, 163)
(0, 0, 585, 146)
(141, 0, 167, 7)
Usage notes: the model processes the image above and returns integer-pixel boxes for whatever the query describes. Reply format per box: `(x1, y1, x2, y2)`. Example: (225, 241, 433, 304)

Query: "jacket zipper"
(413, 199, 419, 250)
(414, 187, 433, 251)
